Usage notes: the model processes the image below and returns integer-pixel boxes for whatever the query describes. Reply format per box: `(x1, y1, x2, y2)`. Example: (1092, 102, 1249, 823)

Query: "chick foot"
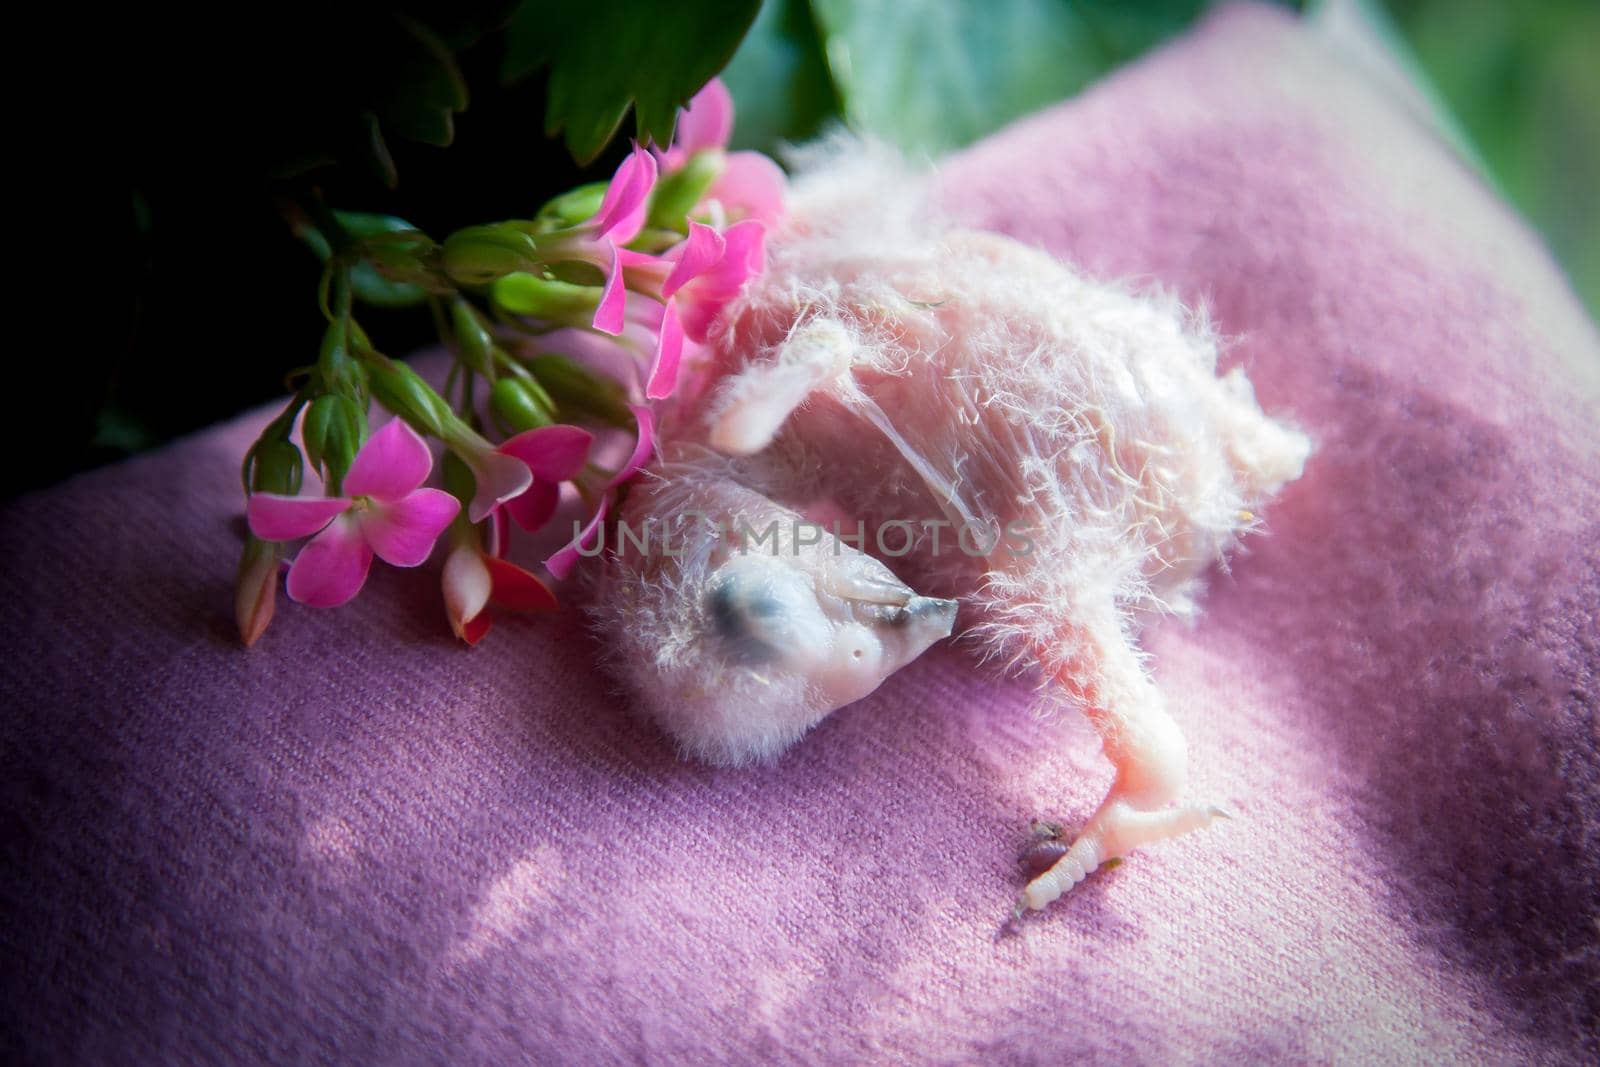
(1018, 799, 1228, 911)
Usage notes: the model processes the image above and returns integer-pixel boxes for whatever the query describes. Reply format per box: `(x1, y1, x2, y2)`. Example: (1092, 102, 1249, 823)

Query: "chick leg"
(1020, 611, 1225, 911)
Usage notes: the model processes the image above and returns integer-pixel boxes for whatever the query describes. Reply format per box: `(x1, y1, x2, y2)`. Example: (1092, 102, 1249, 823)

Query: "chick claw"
(1019, 800, 1229, 911)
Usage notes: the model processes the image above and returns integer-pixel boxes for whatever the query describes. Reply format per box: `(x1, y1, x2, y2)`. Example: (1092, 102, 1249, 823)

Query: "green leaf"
(359, 110, 400, 189)
(1378, 0, 1600, 320)
(502, 0, 763, 163)
(380, 16, 469, 146)
(353, 14, 472, 186)
(808, 0, 1210, 155)
(720, 0, 841, 151)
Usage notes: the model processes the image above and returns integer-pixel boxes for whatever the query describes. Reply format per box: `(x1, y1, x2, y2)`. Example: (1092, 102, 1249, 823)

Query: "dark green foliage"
(504, 0, 763, 163)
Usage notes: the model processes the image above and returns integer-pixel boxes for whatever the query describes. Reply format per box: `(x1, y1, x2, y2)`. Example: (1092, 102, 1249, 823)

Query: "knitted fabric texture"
(3, 3, 1597, 1062)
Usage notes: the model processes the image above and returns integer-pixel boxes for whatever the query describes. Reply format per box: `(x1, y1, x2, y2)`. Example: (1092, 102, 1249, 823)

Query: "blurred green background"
(31, 0, 1597, 498)
(717, 0, 1597, 317)
(1384, 0, 1597, 323)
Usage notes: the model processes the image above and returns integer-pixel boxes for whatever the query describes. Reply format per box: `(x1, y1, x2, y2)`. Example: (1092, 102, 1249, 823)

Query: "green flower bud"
(350, 258, 430, 309)
(235, 535, 279, 647)
(442, 225, 540, 286)
(335, 211, 431, 250)
(535, 182, 608, 231)
(489, 376, 556, 435)
(318, 322, 366, 398)
(491, 273, 602, 322)
(366, 356, 453, 437)
(246, 438, 304, 495)
(299, 211, 434, 308)
(451, 300, 495, 377)
(528, 353, 634, 428)
(301, 393, 365, 487)
(647, 148, 724, 232)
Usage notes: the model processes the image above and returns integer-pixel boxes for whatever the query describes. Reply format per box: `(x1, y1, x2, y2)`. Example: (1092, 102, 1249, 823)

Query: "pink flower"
(705, 153, 786, 228)
(642, 219, 766, 398)
(503, 144, 661, 340)
(592, 241, 637, 337)
(234, 538, 279, 647)
(541, 403, 657, 581)
(663, 219, 766, 343)
(654, 79, 734, 171)
(654, 79, 786, 228)
(605, 403, 658, 491)
(527, 83, 779, 403)
(592, 143, 657, 245)
(496, 424, 596, 534)
(587, 145, 660, 336)
(441, 511, 559, 645)
(438, 423, 534, 524)
(545, 495, 610, 582)
(247, 418, 460, 608)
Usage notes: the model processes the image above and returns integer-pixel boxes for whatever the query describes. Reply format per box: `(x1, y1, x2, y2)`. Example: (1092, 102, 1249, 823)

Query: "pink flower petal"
(617, 247, 672, 298)
(646, 299, 685, 400)
(285, 514, 374, 608)
(673, 78, 734, 161)
(618, 247, 665, 270)
(359, 488, 459, 567)
(344, 418, 433, 502)
(247, 493, 351, 542)
(605, 404, 656, 489)
(504, 480, 561, 533)
(662, 222, 726, 299)
(531, 326, 638, 375)
(442, 543, 493, 640)
(461, 612, 493, 645)
(706, 219, 767, 292)
(235, 540, 279, 647)
(466, 450, 534, 525)
(593, 241, 627, 335)
(677, 220, 767, 343)
(676, 299, 721, 346)
(489, 507, 509, 558)
(593, 144, 657, 244)
(709, 151, 786, 226)
(499, 425, 594, 482)
(545, 495, 610, 581)
(484, 556, 559, 612)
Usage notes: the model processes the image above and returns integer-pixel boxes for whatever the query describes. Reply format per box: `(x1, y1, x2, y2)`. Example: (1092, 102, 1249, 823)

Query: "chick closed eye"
(705, 558, 832, 668)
